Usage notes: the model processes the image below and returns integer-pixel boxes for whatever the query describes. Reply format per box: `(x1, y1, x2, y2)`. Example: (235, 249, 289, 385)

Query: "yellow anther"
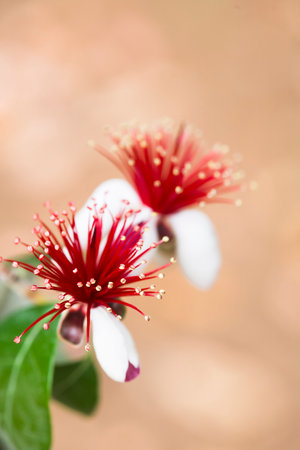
(207, 189, 217, 199)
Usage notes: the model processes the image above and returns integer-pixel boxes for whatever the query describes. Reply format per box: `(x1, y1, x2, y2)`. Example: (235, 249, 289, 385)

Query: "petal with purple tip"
(125, 362, 140, 381)
(91, 307, 140, 382)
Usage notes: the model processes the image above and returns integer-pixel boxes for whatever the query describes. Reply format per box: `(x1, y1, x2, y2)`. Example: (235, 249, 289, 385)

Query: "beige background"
(0, 1, 300, 449)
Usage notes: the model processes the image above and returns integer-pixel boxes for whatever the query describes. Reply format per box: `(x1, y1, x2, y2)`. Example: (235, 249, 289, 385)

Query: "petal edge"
(168, 209, 221, 290)
(91, 307, 140, 383)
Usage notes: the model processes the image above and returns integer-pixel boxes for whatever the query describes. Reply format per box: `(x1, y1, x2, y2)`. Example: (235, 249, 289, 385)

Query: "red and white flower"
(2, 201, 173, 382)
(81, 121, 245, 290)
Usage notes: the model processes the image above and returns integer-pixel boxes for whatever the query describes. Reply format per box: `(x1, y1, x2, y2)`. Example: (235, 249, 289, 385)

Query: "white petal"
(91, 307, 140, 382)
(75, 178, 142, 250)
(132, 214, 159, 275)
(168, 209, 221, 290)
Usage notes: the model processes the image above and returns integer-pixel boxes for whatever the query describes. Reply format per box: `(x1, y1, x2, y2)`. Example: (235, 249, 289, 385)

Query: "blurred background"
(0, 0, 300, 449)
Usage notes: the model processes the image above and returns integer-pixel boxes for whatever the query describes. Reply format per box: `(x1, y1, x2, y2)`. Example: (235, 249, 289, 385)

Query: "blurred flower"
(1, 201, 173, 382)
(85, 120, 244, 289)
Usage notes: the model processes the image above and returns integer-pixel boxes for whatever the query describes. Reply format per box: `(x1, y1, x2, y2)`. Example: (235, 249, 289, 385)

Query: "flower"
(1, 201, 173, 382)
(83, 120, 246, 290)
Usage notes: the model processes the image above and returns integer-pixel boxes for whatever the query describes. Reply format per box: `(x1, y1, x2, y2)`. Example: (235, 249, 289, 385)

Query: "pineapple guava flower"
(1, 201, 173, 382)
(81, 121, 245, 290)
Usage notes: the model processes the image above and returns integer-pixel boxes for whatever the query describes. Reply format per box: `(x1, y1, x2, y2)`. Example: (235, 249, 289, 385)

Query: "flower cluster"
(1, 119, 249, 385)
(1, 201, 174, 382)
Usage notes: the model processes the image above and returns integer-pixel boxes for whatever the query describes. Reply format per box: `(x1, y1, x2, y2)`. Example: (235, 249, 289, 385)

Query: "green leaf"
(0, 305, 59, 450)
(52, 358, 99, 415)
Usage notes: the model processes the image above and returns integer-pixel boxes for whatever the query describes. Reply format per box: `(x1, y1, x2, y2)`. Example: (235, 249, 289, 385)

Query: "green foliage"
(52, 358, 99, 415)
(0, 305, 59, 450)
